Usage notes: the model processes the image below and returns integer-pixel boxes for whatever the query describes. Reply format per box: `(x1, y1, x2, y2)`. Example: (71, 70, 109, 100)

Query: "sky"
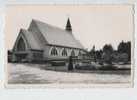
(5, 5, 133, 50)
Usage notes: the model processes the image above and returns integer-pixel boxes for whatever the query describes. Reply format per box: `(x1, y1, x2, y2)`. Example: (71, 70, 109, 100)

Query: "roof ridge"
(20, 28, 27, 32)
(32, 19, 73, 35)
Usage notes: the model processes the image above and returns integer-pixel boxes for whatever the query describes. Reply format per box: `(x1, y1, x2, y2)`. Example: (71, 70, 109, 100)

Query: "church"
(9, 18, 87, 63)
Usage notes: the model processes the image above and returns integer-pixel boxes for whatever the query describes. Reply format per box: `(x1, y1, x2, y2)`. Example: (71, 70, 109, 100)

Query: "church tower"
(65, 18, 72, 32)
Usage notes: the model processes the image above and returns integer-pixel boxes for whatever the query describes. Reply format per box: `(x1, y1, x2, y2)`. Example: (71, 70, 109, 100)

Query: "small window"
(50, 47, 58, 56)
(71, 50, 75, 56)
(62, 48, 67, 56)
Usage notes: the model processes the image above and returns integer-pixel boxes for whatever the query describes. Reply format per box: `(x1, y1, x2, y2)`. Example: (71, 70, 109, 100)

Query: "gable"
(28, 20, 48, 46)
(13, 29, 43, 51)
(13, 30, 30, 51)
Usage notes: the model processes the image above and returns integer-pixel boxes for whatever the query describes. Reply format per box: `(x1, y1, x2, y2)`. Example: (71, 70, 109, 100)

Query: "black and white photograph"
(5, 5, 134, 87)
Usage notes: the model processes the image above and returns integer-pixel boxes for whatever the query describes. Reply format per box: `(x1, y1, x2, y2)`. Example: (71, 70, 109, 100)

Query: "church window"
(71, 50, 75, 56)
(78, 51, 82, 56)
(50, 47, 58, 56)
(17, 37, 26, 51)
(62, 48, 67, 56)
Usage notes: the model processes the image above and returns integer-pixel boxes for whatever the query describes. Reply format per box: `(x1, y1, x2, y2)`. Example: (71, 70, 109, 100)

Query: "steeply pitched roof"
(20, 29, 43, 50)
(29, 19, 84, 49)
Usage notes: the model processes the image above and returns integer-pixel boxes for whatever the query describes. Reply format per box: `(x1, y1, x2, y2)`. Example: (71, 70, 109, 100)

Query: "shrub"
(75, 64, 96, 70)
(50, 61, 66, 66)
(99, 65, 118, 70)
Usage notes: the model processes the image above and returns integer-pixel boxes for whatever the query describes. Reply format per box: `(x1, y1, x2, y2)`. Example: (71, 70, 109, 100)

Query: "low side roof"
(31, 19, 84, 49)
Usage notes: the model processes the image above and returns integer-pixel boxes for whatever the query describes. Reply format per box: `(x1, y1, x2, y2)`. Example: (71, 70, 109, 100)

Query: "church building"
(9, 18, 87, 63)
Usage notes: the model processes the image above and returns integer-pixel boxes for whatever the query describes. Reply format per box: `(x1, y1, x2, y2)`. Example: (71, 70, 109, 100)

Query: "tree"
(89, 45, 95, 55)
(102, 44, 114, 64)
(103, 44, 113, 53)
(89, 45, 96, 62)
(118, 40, 127, 53)
(95, 50, 103, 60)
(118, 41, 131, 61)
(127, 41, 131, 61)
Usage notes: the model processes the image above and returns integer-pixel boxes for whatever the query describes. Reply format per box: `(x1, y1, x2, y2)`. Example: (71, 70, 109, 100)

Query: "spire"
(65, 18, 72, 32)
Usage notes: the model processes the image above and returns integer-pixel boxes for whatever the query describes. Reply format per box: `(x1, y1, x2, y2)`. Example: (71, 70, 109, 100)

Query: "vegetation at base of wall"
(75, 64, 131, 71)
(75, 64, 97, 70)
(50, 61, 66, 66)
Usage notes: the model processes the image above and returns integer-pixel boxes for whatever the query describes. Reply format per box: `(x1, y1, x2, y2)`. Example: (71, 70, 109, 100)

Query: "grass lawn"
(7, 63, 131, 85)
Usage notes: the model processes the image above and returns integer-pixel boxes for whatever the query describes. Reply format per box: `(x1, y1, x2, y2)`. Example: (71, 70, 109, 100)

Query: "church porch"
(11, 49, 44, 63)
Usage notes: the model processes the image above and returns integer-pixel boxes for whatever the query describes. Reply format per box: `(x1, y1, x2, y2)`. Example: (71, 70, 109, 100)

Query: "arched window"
(71, 50, 75, 56)
(50, 47, 58, 56)
(17, 37, 26, 51)
(78, 51, 82, 56)
(62, 48, 67, 56)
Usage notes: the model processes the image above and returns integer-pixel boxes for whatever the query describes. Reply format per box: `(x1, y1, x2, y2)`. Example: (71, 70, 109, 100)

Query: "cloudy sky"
(5, 5, 133, 50)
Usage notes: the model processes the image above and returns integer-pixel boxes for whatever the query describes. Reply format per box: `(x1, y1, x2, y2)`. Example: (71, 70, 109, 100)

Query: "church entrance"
(15, 36, 28, 62)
